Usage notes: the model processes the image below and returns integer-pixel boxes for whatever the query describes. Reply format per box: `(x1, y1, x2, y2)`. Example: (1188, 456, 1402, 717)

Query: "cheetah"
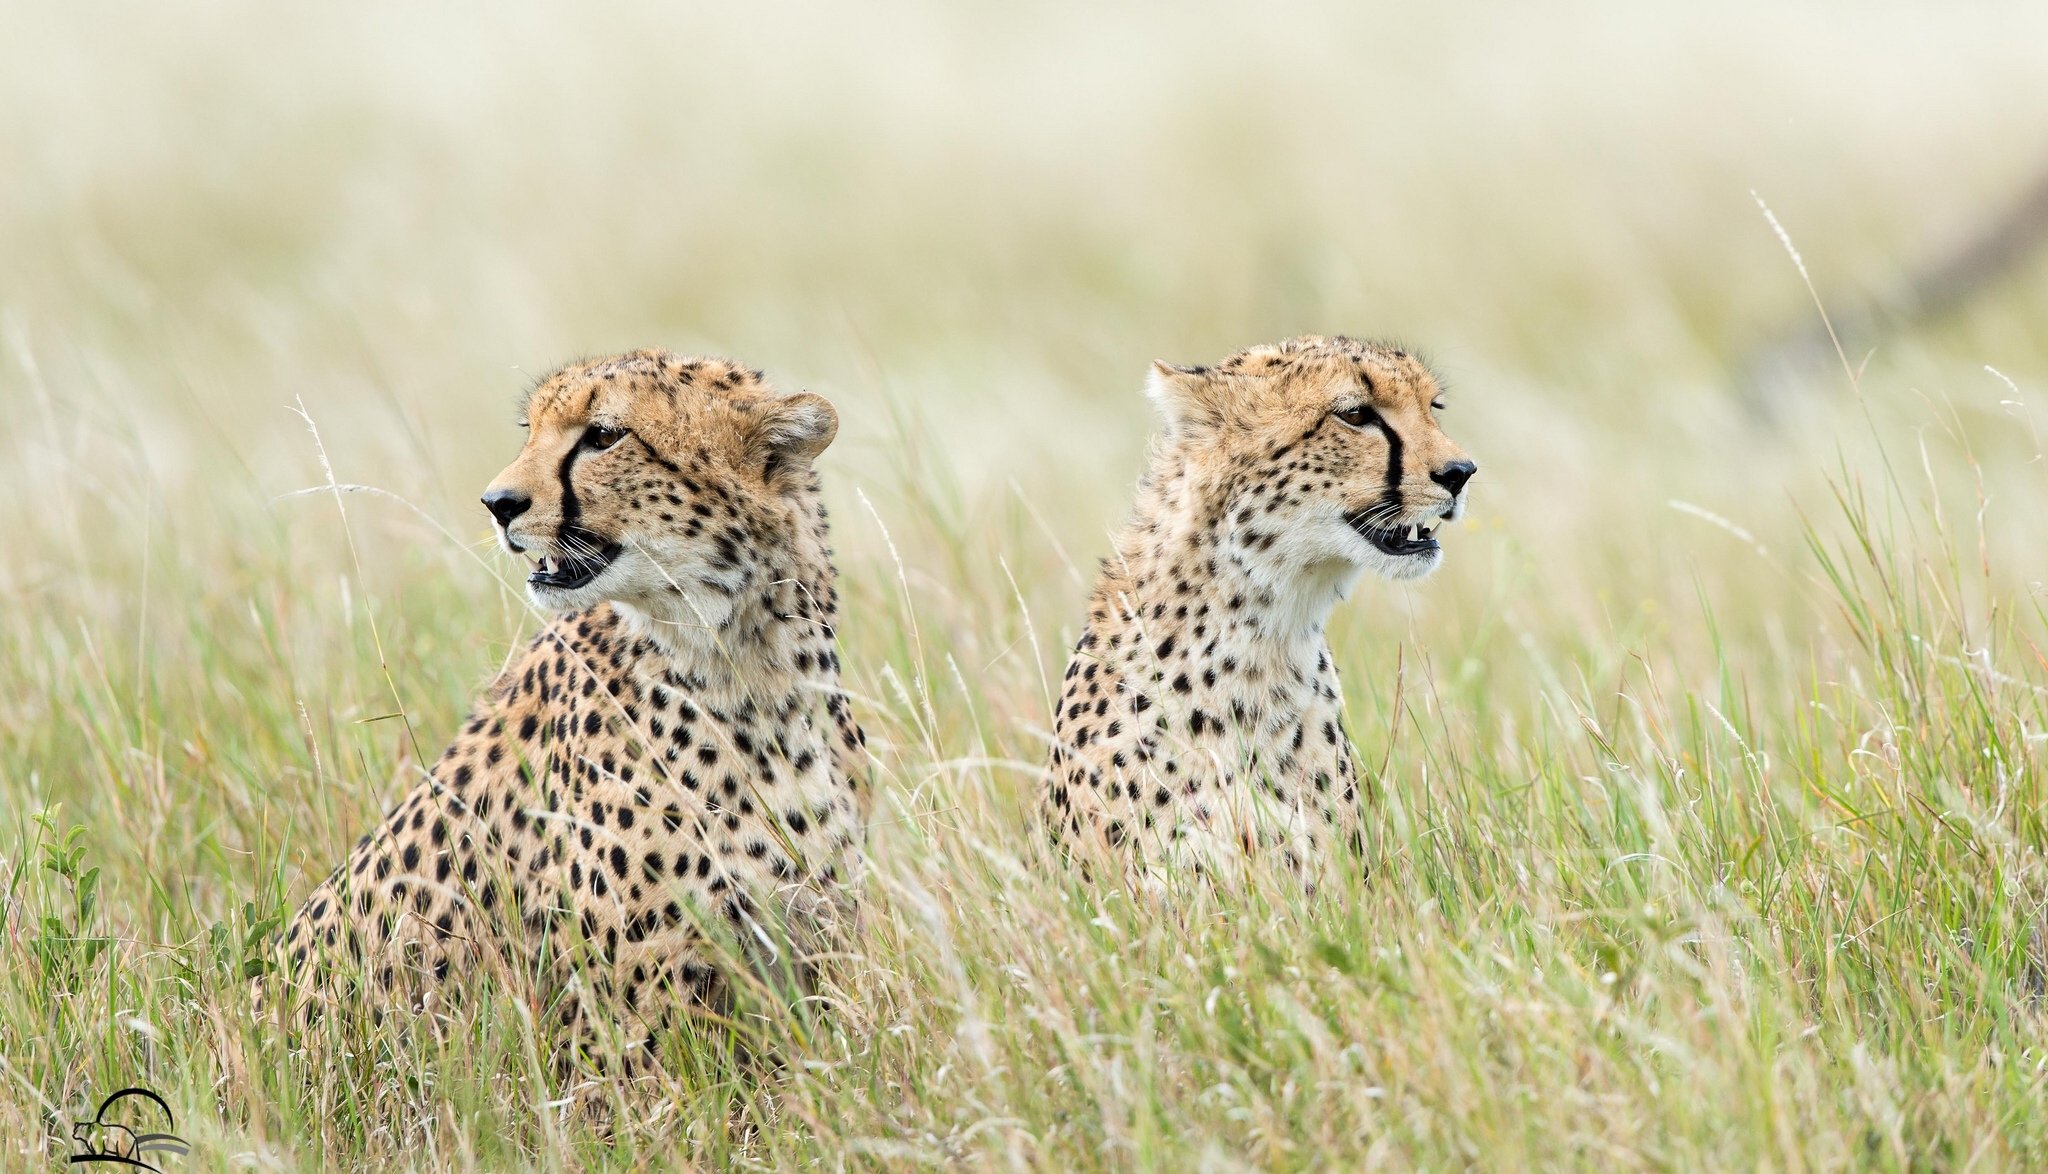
(1045, 335, 1475, 884)
(276, 350, 870, 1082)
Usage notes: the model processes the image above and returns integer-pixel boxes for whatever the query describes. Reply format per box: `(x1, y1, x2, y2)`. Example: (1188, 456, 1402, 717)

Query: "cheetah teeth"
(1345, 510, 1442, 555)
(525, 534, 624, 590)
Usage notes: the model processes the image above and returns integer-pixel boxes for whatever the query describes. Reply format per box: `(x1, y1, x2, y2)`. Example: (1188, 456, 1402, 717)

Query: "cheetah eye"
(1333, 403, 1381, 430)
(583, 425, 627, 451)
(1431, 398, 1446, 411)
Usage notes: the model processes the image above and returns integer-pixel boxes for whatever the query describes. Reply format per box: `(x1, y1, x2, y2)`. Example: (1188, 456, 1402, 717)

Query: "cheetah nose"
(482, 488, 531, 527)
(1431, 460, 1477, 495)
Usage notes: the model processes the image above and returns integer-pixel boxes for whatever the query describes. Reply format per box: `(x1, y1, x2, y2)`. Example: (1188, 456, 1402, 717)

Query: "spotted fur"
(275, 350, 869, 1082)
(1045, 336, 1475, 883)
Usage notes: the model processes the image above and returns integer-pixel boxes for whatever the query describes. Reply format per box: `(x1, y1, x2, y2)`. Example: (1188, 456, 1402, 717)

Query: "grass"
(6, 1, 2048, 1168)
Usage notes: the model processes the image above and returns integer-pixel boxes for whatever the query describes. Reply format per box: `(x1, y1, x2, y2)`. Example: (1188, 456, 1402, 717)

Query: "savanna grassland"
(6, 3, 2048, 1169)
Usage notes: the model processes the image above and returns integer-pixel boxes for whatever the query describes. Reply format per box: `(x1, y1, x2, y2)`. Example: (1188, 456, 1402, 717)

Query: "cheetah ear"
(752, 392, 839, 482)
(1145, 360, 1222, 435)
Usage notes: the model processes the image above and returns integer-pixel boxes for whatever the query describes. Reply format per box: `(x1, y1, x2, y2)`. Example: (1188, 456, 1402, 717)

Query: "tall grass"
(5, 1, 2048, 1168)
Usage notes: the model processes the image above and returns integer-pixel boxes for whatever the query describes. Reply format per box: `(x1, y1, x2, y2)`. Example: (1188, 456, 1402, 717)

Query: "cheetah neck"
(612, 517, 842, 709)
(1101, 460, 1346, 687)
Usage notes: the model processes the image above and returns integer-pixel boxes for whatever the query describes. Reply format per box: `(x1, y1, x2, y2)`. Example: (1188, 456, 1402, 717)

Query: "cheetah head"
(481, 350, 838, 628)
(1146, 335, 1475, 593)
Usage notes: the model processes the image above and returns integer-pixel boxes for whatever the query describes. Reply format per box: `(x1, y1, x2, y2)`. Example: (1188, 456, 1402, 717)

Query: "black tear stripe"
(556, 442, 584, 530)
(1379, 419, 1404, 516)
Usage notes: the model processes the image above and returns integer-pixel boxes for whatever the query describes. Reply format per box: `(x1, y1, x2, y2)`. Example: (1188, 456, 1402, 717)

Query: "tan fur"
(1046, 336, 1474, 883)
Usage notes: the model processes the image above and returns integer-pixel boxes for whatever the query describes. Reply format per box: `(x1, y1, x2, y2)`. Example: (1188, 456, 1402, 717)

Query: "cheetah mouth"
(528, 529, 622, 591)
(1345, 514, 1440, 558)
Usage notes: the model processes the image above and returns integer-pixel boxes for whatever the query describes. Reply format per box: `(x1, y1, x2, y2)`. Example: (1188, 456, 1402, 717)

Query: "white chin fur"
(526, 577, 612, 613)
(1268, 515, 1446, 586)
(1364, 547, 1443, 582)
(520, 546, 747, 641)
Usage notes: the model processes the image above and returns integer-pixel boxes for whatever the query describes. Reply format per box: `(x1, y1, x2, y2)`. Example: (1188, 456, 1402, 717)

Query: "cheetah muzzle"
(1344, 513, 1441, 560)
(526, 526, 623, 591)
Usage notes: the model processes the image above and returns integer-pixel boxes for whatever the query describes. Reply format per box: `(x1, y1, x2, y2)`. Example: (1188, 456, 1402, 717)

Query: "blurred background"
(4, 0, 2047, 843)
